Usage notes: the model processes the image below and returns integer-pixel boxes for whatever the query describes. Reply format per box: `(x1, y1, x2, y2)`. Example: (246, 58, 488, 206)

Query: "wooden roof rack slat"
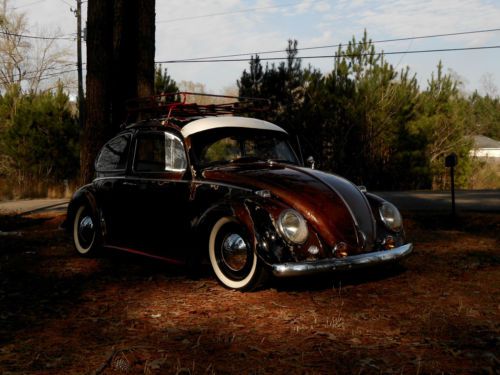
(125, 92, 270, 125)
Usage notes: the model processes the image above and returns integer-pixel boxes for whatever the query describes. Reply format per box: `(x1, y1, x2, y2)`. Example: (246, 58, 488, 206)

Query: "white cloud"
(14, 0, 500, 94)
(312, 1, 330, 12)
(336, 0, 500, 46)
(155, 0, 291, 92)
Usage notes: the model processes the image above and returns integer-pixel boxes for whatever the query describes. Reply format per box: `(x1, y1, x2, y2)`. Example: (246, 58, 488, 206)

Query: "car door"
(124, 130, 191, 258)
(92, 132, 134, 244)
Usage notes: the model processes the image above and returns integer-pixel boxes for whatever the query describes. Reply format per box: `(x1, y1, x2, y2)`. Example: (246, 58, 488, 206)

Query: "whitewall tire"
(73, 204, 99, 256)
(209, 217, 268, 291)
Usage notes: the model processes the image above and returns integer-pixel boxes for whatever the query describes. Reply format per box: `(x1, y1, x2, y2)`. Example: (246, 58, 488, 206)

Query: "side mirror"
(306, 156, 315, 169)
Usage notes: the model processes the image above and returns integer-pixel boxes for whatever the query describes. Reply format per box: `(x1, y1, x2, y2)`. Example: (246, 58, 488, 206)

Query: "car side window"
(134, 132, 187, 172)
(95, 134, 130, 172)
(166, 133, 187, 171)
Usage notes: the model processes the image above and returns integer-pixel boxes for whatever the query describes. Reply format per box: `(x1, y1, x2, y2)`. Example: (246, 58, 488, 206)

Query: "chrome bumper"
(272, 243, 413, 277)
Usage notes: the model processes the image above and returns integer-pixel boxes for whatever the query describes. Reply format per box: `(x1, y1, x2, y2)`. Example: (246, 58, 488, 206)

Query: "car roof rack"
(125, 92, 270, 126)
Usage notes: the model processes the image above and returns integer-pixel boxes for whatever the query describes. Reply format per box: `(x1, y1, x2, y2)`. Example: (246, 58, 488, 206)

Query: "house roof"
(472, 135, 500, 149)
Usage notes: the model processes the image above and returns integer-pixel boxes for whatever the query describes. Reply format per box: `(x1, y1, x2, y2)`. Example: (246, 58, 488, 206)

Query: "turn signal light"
(334, 242, 348, 258)
(383, 236, 395, 250)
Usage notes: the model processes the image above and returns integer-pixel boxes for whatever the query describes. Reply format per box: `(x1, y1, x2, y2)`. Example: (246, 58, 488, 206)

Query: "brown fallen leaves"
(0, 211, 498, 374)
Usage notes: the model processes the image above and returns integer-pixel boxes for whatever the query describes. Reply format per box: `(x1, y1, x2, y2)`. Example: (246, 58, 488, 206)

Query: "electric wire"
(11, 0, 47, 10)
(0, 29, 76, 41)
(157, 1, 307, 24)
(157, 45, 500, 64)
(158, 27, 500, 62)
(21, 44, 500, 82)
(28, 67, 82, 82)
(3, 62, 81, 80)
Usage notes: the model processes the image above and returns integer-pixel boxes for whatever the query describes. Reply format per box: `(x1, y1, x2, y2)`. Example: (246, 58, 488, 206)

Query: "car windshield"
(190, 128, 299, 167)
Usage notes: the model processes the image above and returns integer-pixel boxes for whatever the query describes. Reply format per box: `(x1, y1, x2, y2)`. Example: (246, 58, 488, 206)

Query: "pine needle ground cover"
(0, 211, 498, 374)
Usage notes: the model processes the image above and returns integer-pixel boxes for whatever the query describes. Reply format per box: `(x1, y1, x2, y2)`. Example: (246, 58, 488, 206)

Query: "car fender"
(192, 195, 296, 266)
(65, 184, 99, 233)
(365, 192, 406, 246)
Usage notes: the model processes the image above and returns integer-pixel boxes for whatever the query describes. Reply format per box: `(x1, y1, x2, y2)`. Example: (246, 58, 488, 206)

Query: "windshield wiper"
(267, 159, 297, 165)
(229, 156, 265, 164)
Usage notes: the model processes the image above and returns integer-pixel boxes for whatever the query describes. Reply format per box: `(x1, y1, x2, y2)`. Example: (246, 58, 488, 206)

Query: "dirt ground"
(0, 211, 499, 374)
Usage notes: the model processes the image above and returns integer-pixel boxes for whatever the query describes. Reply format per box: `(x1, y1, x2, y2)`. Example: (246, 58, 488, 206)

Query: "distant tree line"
(0, 4, 79, 198)
(238, 33, 499, 190)
(0, 15, 499, 198)
(0, 84, 79, 196)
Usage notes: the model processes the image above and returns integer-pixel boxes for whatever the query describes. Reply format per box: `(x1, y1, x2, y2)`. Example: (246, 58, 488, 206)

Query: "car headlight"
(277, 209, 309, 244)
(379, 202, 403, 232)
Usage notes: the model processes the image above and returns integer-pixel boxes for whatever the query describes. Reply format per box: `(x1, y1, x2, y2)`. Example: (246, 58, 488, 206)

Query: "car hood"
(202, 163, 376, 250)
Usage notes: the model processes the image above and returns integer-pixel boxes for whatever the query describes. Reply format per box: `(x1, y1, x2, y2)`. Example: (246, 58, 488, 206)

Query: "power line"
(0, 29, 76, 41)
(1, 67, 78, 84)
(157, 45, 500, 64)
(157, 1, 306, 24)
(158, 27, 500, 62)
(58, 0, 72, 7)
(39, 67, 81, 81)
(11, 0, 47, 10)
(4, 62, 79, 80)
(27, 67, 82, 82)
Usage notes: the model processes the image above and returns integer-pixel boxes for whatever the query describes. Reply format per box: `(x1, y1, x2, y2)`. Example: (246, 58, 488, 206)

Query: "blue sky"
(12, 0, 500, 96)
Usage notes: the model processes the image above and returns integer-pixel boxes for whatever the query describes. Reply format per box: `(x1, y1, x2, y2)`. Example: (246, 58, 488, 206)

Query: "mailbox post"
(445, 153, 458, 216)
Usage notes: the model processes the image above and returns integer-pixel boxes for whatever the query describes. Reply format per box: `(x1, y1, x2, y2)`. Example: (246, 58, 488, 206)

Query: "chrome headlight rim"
(277, 209, 309, 244)
(379, 202, 403, 232)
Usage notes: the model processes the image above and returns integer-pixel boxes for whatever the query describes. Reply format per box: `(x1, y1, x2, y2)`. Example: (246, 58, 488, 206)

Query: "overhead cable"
(157, 1, 307, 23)
(158, 27, 500, 62)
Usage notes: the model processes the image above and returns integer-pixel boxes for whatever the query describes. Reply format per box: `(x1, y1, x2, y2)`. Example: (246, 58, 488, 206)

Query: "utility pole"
(73, 0, 85, 128)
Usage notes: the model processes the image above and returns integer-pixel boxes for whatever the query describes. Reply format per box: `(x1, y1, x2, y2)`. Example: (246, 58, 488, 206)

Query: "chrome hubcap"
(222, 233, 248, 271)
(78, 215, 94, 244)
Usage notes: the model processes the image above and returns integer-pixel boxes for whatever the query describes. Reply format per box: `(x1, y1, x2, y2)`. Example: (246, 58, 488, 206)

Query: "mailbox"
(445, 153, 457, 168)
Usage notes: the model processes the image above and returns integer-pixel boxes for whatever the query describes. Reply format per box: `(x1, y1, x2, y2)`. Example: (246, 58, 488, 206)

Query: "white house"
(470, 135, 500, 160)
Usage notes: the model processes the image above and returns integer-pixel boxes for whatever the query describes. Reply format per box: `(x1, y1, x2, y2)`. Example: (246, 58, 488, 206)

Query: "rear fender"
(65, 185, 100, 234)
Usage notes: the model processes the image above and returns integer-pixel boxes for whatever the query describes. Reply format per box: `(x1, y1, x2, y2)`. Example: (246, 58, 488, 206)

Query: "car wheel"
(209, 217, 268, 291)
(73, 204, 100, 256)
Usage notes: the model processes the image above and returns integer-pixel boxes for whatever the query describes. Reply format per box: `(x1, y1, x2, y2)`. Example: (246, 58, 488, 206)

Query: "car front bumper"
(271, 243, 413, 277)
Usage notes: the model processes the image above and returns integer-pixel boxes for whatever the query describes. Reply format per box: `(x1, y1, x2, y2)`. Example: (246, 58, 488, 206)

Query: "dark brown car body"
(67, 116, 412, 290)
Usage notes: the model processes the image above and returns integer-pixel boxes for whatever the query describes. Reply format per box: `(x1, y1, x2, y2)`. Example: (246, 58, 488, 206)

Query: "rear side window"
(95, 134, 130, 172)
(134, 132, 187, 172)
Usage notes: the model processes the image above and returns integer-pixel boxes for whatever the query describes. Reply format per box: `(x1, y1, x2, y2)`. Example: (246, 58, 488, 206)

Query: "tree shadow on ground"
(0, 214, 52, 232)
(1, 212, 499, 374)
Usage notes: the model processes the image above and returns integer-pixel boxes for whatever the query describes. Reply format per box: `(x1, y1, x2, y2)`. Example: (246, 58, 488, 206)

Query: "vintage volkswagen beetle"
(67, 95, 412, 291)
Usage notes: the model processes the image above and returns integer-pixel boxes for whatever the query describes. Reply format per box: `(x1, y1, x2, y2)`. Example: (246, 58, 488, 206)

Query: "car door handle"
(122, 181, 138, 187)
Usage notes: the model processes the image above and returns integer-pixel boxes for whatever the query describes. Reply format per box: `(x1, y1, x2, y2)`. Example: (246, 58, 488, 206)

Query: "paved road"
(376, 190, 500, 212)
(0, 190, 498, 215)
(0, 198, 68, 215)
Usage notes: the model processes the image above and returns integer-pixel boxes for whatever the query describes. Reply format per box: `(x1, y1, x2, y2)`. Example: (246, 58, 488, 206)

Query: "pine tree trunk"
(80, 0, 113, 184)
(111, 0, 155, 127)
(137, 0, 155, 98)
(80, 0, 155, 183)
(112, 0, 138, 128)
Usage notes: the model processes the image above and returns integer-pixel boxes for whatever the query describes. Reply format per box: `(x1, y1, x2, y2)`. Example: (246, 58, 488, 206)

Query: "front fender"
(365, 192, 406, 247)
(191, 195, 291, 266)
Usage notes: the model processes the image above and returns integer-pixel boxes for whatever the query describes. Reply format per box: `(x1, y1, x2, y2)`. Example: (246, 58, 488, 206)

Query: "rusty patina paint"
(202, 163, 358, 250)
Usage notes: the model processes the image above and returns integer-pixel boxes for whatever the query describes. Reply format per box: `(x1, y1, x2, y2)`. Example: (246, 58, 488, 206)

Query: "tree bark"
(137, 0, 155, 98)
(81, 0, 113, 184)
(112, 0, 137, 128)
(81, 0, 155, 184)
(111, 0, 155, 127)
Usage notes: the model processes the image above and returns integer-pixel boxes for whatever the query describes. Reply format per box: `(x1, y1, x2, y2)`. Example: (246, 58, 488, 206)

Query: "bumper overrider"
(272, 243, 413, 277)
